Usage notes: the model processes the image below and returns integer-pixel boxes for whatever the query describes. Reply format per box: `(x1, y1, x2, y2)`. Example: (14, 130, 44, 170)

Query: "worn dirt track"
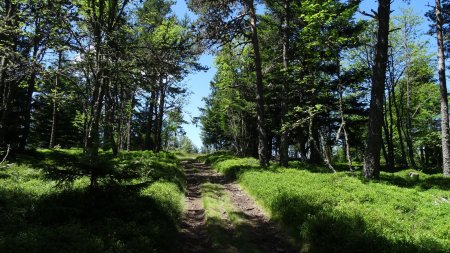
(178, 160, 297, 253)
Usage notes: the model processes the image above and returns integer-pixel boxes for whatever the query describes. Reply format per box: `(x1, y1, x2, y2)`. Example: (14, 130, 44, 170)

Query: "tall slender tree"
(434, 0, 450, 177)
(264, 0, 295, 166)
(363, 0, 391, 179)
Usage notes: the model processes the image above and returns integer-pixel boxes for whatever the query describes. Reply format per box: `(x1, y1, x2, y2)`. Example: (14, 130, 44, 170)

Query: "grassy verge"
(0, 149, 184, 253)
(201, 153, 450, 253)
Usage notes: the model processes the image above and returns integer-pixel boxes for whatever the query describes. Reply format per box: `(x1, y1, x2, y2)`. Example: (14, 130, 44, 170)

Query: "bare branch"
(359, 9, 378, 19)
(0, 144, 11, 165)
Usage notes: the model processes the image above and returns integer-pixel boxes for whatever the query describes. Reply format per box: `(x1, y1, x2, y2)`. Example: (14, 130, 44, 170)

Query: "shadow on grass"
(200, 154, 449, 252)
(377, 173, 450, 191)
(0, 185, 180, 253)
(1, 149, 187, 252)
(15, 149, 83, 169)
(287, 161, 340, 173)
(287, 161, 450, 191)
(270, 193, 445, 253)
(14, 150, 185, 191)
(220, 165, 261, 180)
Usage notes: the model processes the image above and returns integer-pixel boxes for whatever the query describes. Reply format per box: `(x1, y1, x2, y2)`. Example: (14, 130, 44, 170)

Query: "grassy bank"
(200, 153, 450, 253)
(0, 149, 184, 253)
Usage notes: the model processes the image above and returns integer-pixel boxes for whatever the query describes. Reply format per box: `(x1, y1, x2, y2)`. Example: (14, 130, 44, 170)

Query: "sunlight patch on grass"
(203, 153, 450, 253)
(0, 149, 186, 252)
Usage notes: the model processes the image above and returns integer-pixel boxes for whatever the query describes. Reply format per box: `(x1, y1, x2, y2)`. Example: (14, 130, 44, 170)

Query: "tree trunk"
(382, 81, 395, 169)
(403, 33, 416, 168)
(381, 133, 388, 166)
(364, 0, 391, 179)
(0, 57, 6, 147)
(0, 57, 6, 98)
(386, 86, 395, 168)
(299, 138, 307, 162)
(126, 98, 133, 152)
(403, 127, 416, 168)
(86, 71, 106, 189)
(0, 0, 15, 147)
(420, 146, 425, 166)
(20, 7, 43, 151)
(103, 80, 118, 155)
(145, 83, 157, 150)
(279, 0, 291, 167)
(336, 57, 353, 171)
(319, 129, 336, 173)
(155, 76, 165, 152)
(339, 92, 353, 171)
(392, 88, 408, 167)
(382, 102, 393, 169)
(117, 88, 128, 151)
(308, 116, 321, 164)
(49, 52, 62, 148)
(247, 0, 269, 167)
(435, 0, 450, 177)
(86, 71, 105, 159)
(85, 0, 105, 165)
(49, 94, 57, 148)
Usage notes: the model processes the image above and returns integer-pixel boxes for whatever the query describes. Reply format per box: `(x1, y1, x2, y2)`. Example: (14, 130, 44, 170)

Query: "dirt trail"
(179, 160, 211, 252)
(179, 160, 296, 253)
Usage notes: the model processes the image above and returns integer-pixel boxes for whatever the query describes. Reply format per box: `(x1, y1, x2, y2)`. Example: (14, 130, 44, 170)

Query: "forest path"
(178, 159, 296, 253)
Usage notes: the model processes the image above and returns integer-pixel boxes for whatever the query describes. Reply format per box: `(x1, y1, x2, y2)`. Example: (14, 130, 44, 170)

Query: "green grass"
(201, 183, 266, 253)
(203, 153, 450, 253)
(0, 149, 185, 253)
(172, 151, 199, 160)
(197, 151, 235, 166)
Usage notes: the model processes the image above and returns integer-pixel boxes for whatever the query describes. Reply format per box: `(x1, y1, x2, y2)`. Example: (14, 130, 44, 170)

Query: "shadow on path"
(179, 160, 296, 253)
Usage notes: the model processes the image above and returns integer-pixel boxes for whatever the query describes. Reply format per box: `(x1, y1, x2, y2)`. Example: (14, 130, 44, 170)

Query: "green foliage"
(199, 44, 258, 155)
(199, 0, 369, 163)
(197, 151, 235, 165)
(177, 136, 197, 154)
(206, 154, 450, 252)
(137, 0, 174, 28)
(132, 5, 203, 151)
(215, 157, 260, 179)
(0, 149, 184, 252)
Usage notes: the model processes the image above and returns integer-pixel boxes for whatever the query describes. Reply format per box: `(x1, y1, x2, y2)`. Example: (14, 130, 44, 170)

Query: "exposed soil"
(178, 160, 211, 252)
(178, 160, 297, 253)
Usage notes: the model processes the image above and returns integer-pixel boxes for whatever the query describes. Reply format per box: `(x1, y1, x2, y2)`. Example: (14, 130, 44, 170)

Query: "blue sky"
(172, 0, 215, 149)
(171, 0, 437, 148)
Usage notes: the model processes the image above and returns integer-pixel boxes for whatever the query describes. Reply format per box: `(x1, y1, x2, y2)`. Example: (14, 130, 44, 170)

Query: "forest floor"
(2, 150, 449, 252)
(179, 159, 296, 253)
(199, 153, 450, 253)
(0, 150, 186, 252)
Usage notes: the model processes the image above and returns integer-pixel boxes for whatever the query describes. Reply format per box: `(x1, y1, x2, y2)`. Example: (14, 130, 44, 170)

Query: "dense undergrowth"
(199, 153, 450, 253)
(0, 149, 185, 253)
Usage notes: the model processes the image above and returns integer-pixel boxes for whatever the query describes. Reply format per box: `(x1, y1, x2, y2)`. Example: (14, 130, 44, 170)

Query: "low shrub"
(207, 155, 450, 253)
(215, 157, 260, 179)
(197, 151, 235, 165)
(0, 149, 185, 252)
